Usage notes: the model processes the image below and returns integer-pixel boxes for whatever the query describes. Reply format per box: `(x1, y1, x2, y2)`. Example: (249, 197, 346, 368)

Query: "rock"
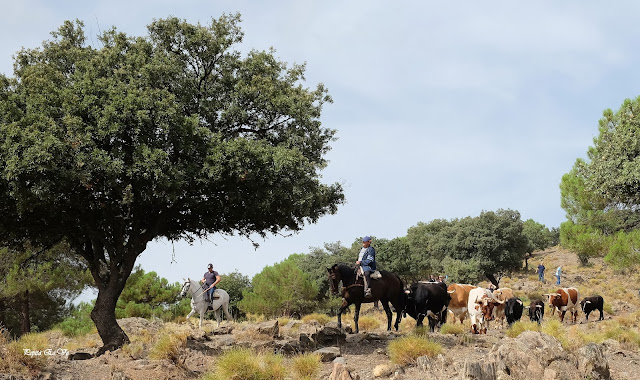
(211, 325, 234, 335)
(256, 320, 279, 337)
(578, 343, 611, 380)
(315, 346, 341, 362)
(313, 326, 346, 346)
(273, 338, 302, 355)
(300, 332, 316, 350)
(416, 356, 432, 372)
(346, 334, 367, 344)
(330, 362, 356, 380)
(460, 360, 497, 380)
(373, 364, 393, 377)
(490, 331, 579, 380)
(68, 352, 94, 360)
(110, 370, 131, 380)
(333, 357, 348, 365)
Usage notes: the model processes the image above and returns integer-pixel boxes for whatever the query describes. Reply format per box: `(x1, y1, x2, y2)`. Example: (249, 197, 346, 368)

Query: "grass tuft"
(291, 352, 321, 380)
(439, 323, 465, 335)
(301, 313, 331, 325)
(506, 320, 540, 338)
(388, 335, 442, 365)
(357, 315, 381, 331)
(202, 348, 285, 380)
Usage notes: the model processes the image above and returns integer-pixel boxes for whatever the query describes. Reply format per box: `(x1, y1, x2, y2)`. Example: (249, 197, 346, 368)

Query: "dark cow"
(405, 282, 452, 332)
(527, 300, 545, 324)
(580, 296, 604, 321)
(504, 297, 524, 326)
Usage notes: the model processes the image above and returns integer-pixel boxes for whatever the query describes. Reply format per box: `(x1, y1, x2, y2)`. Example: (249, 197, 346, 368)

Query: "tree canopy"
(0, 15, 343, 352)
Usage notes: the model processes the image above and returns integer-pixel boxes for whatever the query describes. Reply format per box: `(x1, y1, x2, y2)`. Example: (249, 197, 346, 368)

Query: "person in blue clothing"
(537, 263, 546, 282)
(356, 236, 377, 297)
(201, 263, 221, 303)
(554, 266, 562, 285)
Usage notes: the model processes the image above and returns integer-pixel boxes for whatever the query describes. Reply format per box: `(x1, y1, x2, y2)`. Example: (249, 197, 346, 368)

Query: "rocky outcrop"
(577, 343, 611, 380)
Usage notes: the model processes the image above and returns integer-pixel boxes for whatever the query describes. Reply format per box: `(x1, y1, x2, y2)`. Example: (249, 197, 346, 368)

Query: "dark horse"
(327, 264, 405, 333)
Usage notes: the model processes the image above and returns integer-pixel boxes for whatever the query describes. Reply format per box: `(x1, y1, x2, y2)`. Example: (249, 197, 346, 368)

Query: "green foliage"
(560, 221, 608, 265)
(605, 230, 640, 271)
(522, 219, 553, 253)
(115, 266, 183, 320)
(238, 257, 317, 317)
(55, 301, 95, 337)
(376, 236, 413, 279)
(216, 270, 251, 319)
(0, 15, 343, 346)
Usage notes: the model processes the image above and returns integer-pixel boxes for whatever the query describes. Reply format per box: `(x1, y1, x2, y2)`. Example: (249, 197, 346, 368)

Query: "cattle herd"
(404, 282, 605, 334)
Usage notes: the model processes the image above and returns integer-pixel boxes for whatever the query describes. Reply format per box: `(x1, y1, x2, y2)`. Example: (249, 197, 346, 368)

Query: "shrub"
(388, 335, 443, 365)
(605, 230, 640, 271)
(0, 332, 50, 373)
(149, 329, 189, 365)
(55, 301, 95, 337)
(291, 353, 321, 380)
(301, 313, 331, 325)
(203, 348, 286, 380)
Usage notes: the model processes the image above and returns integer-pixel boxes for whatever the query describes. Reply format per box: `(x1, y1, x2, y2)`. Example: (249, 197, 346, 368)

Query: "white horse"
(180, 278, 233, 329)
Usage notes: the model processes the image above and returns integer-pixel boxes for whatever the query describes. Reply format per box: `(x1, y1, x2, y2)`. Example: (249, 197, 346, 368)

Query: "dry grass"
(439, 323, 465, 335)
(246, 313, 267, 323)
(388, 335, 443, 365)
(357, 315, 381, 331)
(0, 332, 50, 374)
(148, 327, 190, 365)
(505, 320, 541, 338)
(301, 313, 331, 325)
(290, 353, 321, 380)
(202, 348, 286, 380)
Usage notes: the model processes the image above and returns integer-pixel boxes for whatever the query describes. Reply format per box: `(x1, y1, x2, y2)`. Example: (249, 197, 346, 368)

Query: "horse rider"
(356, 236, 377, 297)
(202, 263, 221, 303)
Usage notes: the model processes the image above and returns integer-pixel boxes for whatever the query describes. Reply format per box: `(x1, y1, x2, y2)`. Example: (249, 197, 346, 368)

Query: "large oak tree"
(0, 15, 343, 353)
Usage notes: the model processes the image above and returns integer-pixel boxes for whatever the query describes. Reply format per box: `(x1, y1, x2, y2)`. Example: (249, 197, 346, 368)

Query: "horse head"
(179, 279, 191, 298)
(327, 264, 341, 295)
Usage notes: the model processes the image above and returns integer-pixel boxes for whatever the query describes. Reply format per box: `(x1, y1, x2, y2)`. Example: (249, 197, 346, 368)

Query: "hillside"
(2, 247, 640, 379)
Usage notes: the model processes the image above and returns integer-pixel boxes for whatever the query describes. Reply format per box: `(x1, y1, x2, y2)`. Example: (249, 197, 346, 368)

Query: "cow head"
(476, 295, 497, 322)
(543, 293, 562, 308)
(580, 299, 591, 312)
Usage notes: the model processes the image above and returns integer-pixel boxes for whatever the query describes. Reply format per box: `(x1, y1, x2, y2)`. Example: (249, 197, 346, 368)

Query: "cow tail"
(396, 274, 407, 311)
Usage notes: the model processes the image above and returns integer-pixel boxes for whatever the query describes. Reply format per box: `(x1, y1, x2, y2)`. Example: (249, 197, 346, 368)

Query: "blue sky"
(3, 1, 640, 292)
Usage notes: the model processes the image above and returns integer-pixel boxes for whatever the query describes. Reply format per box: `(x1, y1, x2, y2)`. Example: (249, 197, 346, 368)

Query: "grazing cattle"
(446, 284, 477, 324)
(544, 287, 580, 323)
(405, 282, 452, 332)
(527, 300, 545, 324)
(580, 296, 605, 321)
(491, 287, 514, 328)
(467, 287, 503, 334)
(504, 297, 524, 326)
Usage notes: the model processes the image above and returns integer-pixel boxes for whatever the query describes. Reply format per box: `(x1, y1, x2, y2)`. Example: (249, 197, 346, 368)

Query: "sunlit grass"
(291, 353, 321, 380)
(505, 320, 540, 338)
(301, 313, 331, 325)
(0, 332, 50, 374)
(439, 323, 465, 335)
(201, 348, 286, 380)
(388, 335, 442, 365)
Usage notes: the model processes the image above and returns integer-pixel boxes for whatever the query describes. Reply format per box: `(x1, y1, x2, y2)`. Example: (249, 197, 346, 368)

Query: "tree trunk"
(20, 290, 30, 335)
(0, 297, 6, 328)
(91, 281, 130, 356)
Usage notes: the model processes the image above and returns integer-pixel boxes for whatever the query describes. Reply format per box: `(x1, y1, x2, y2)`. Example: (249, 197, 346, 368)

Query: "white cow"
(467, 287, 503, 334)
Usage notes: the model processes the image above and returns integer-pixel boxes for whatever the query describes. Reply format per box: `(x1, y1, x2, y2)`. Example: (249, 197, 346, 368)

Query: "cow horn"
(494, 298, 505, 304)
(517, 300, 523, 305)
(585, 300, 591, 304)
(404, 290, 410, 294)
(536, 305, 543, 308)
(448, 289, 456, 294)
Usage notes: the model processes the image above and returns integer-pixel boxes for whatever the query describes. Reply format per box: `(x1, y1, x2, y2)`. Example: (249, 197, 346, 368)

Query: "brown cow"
(446, 284, 477, 324)
(544, 287, 580, 323)
(491, 287, 514, 328)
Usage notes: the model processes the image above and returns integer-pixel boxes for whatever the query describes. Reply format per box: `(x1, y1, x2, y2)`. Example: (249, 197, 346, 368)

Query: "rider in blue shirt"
(202, 263, 221, 302)
(356, 236, 376, 297)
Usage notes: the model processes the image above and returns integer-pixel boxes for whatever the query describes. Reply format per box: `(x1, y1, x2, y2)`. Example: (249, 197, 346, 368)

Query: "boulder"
(490, 331, 580, 380)
(577, 343, 611, 380)
(330, 362, 357, 380)
(273, 338, 302, 355)
(313, 326, 346, 346)
(373, 364, 393, 378)
(256, 320, 279, 337)
(315, 346, 341, 362)
(460, 360, 497, 380)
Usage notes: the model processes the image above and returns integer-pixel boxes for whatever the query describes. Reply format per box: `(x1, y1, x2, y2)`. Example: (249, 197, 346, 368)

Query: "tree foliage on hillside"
(238, 257, 317, 317)
(0, 15, 342, 352)
(216, 271, 251, 319)
(560, 96, 640, 267)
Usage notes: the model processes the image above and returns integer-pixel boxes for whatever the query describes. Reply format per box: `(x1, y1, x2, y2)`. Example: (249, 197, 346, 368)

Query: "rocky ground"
(2, 247, 640, 379)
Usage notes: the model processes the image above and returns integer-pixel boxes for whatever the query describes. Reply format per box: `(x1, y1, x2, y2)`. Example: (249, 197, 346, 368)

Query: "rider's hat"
(362, 236, 371, 242)
(207, 263, 213, 269)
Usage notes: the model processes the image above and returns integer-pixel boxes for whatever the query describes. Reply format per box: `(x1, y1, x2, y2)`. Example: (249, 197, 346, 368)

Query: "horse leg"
(381, 301, 393, 331)
(337, 299, 350, 329)
(214, 309, 221, 327)
(186, 308, 195, 320)
(199, 309, 205, 329)
(354, 303, 361, 334)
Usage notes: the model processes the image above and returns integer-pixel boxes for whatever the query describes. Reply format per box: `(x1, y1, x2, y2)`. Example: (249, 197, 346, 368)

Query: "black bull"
(580, 295, 605, 321)
(404, 282, 451, 331)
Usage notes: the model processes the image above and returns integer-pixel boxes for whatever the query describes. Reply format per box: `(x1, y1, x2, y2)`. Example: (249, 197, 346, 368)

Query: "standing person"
(537, 262, 546, 283)
(554, 266, 562, 285)
(202, 263, 221, 303)
(356, 236, 376, 297)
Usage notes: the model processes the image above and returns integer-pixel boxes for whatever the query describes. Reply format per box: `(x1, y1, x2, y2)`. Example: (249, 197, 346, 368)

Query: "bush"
(605, 230, 640, 271)
(357, 315, 381, 331)
(0, 332, 49, 373)
(149, 329, 189, 365)
(388, 335, 442, 365)
(55, 302, 95, 337)
(203, 348, 286, 380)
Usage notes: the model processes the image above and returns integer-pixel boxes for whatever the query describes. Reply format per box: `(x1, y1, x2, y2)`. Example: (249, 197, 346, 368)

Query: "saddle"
(357, 266, 381, 279)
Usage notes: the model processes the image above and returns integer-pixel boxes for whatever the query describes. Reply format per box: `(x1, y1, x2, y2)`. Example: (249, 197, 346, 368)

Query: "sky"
(2, 1, 640, 299)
